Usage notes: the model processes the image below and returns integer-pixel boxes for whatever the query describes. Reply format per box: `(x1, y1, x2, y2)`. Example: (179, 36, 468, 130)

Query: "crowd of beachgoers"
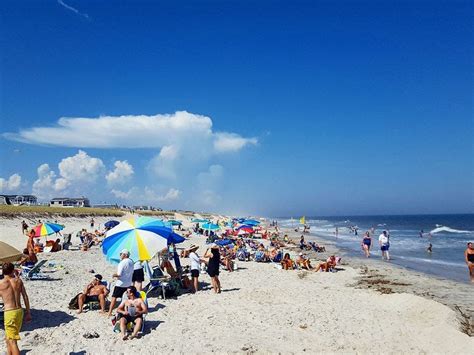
(1, 213, 473, 354)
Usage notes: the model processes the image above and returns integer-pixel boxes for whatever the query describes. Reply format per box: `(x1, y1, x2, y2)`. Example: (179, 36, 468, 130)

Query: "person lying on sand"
(77, 274, 109, 314)
(116, 286, 147, 340)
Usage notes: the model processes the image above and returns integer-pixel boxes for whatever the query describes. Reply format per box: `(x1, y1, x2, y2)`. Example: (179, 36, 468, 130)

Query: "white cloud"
(111, 188, 136, 200)
(4, 111, 257, 154)
(58, 150, 105, 182)
(106, 160, 134, 186)
(57, 0, 90, 19)
(32, 164, 66, 200)
(197, 164, 224, 187)
(214, 132, 257, 153)
(0, 174, 22, 192)
(158, 188, 181, 202)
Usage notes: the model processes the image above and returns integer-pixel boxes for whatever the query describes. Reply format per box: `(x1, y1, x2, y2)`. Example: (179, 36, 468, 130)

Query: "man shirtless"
(77, 274, 109, 314)
(0, 263, 32, 355)
(116, 286, 147, 340)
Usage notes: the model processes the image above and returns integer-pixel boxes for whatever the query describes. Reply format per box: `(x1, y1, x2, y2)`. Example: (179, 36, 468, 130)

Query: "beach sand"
(0, 216, 473, 353)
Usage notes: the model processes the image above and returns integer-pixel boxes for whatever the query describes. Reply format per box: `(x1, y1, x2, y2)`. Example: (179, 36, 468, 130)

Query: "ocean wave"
(429, 226, 471, 234)
(396, 255, 465, 268)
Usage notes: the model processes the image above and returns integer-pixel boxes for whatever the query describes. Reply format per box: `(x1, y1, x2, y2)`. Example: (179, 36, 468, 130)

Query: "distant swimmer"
(464, 242, 474, 283)
(335, 227, 339, 238)
(419, 230, 424, 238)
(427, 243, 432, 253)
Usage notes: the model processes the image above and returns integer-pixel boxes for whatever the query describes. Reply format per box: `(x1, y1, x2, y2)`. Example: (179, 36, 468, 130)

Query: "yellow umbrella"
(0, 241, 22, 263)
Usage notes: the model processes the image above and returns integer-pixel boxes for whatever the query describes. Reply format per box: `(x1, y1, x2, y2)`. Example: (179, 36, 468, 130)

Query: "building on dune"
(0, 194, 38, 205)
(49, 197, 90, 208)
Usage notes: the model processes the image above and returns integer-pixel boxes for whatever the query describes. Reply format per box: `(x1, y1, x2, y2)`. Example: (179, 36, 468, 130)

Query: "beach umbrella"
(102, 216, 185, 262)
(32, 222, 64, 237)
(105, 220, 120, 229)
(242, 219, 260, 226)
(0, 241, 22, 263)
(167, 220, 182, 226)
(191, 218, 209, 223)
(201, 222, 220, 231)
(237, 226, 254, 234)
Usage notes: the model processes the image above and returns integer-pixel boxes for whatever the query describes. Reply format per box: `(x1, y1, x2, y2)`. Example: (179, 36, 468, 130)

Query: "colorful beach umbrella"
(0, 241, 22, 263)
(102, 216, 185, 262)
(32, 222, 64, 237)
(237, 226, 254, 234)
(167, 220, 182, 226)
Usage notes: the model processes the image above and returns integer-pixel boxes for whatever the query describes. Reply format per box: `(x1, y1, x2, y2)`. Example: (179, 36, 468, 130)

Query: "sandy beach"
(0, 215, 473, 354)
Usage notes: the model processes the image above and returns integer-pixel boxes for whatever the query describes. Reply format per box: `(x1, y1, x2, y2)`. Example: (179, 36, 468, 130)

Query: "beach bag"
(68, 293, 81, 310)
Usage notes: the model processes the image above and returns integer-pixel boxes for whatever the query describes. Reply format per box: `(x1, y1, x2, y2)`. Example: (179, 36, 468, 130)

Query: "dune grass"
(0, 205, 125, 218)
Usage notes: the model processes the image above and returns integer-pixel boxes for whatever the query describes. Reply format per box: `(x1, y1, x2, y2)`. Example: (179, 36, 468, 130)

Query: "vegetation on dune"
(0, 205, 125, 218)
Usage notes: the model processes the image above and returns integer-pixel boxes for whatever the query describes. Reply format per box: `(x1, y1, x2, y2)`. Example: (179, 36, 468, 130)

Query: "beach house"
(49, 197, 91, 208)
(0, 194, 38, 205)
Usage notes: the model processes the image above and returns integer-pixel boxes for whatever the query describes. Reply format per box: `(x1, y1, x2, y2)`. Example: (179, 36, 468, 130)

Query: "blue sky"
(1, 0, 472, 216)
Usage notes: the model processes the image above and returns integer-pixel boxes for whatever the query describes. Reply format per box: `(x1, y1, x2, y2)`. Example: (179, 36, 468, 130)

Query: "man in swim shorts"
(0, 262, 32, 355)
(77, 274, 109, 314)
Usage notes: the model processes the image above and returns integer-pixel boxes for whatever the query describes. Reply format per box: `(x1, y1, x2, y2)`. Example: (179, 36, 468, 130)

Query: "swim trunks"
(4, 308, 23, 340)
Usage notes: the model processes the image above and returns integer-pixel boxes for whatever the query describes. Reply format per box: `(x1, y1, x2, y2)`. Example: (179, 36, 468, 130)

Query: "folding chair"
(21, 260, 48, 280)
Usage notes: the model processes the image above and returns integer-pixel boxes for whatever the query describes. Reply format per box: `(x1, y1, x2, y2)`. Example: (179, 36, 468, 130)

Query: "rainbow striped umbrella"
(32, 222, 64, 237)
(102, 216, 185, 262)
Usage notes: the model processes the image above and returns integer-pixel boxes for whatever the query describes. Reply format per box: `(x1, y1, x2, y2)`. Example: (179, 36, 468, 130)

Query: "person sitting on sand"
(116, 286, 147, 340)
(314, 255, 337, 272)
(51, 238, 61, 252)
(19, 248, 37, 267)
(281, 253, 294, 270)
(77, 274, 109, 314)
(220, 246, 234, 272)
(296, 253, 312, 270)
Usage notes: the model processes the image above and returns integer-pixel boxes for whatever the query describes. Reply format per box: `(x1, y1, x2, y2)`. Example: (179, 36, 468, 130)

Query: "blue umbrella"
(167, 219, 182, 226)
(105, 220, 120, 229)
(201, 222, 220, 231)
(243, 219, 260, 226)
(191, 218, 209, 223)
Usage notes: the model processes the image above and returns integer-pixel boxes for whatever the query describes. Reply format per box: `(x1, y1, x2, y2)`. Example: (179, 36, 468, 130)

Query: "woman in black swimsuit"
(205, 244, 221, 293)
(465, 242, 474, 283)
(361, 232, 372, 258)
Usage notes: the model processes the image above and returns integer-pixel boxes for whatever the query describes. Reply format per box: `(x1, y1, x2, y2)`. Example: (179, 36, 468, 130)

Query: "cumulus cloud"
(106, 160, 134, 186)
(158, 188, 181, 202)
(4, 111, 257, 153)
(58, 150, 105, 182)
(32, 164, 67, 200)
(0, 174, 22, 192)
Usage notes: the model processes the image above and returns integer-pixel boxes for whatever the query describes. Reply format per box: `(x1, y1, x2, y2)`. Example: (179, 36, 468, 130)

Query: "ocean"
(278, 214, 474, 283)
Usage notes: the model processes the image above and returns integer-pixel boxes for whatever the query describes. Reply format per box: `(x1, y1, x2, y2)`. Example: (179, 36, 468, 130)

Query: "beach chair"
(144, 265, 171, 299)
(62, 233, 72, 250)
(113, 290, 148, 334)
(21, 260, 48, 280)
(85, 280, 111, 311)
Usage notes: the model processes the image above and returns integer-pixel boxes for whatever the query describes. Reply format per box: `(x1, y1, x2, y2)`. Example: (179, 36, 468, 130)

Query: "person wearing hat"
(188, 244, 204, 293)
(108, 249, 134, 317)
(77, 274, 109, 314)
(204, 244, 221, 294)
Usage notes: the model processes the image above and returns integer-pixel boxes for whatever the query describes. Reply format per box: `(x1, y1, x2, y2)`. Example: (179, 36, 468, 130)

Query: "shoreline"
(280, 226, 474, 336)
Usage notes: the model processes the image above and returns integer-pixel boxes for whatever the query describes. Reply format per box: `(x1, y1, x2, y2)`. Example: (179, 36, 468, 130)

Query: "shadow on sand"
(22, 309, 75, 331)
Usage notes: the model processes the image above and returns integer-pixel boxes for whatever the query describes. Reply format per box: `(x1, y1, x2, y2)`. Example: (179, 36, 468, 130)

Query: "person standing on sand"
(464, 242, 474, 283)
(0, 263, 32, 355)
(361, 231, 372, 257)
(378, 230, 390, 261)
(204, 244, 221, 293)
(108, 249, 134, 317)
(188, 245, 203, 293)
(90, 218, 95, 229)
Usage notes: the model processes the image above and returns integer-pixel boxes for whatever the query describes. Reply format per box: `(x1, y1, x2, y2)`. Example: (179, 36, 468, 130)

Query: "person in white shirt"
(188, 244, 203, 293)
(378, 231, 390, 261)
(108, 249, 134, 317)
